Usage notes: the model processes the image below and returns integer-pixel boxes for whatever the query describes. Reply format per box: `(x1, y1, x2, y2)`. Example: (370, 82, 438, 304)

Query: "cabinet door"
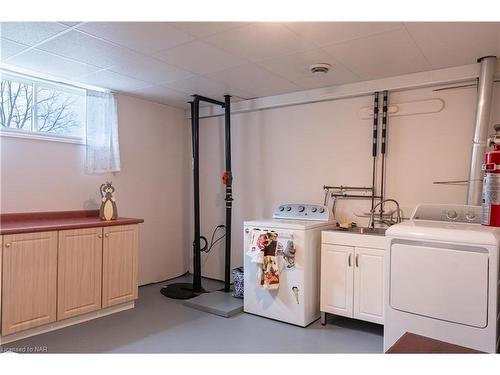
(320, 244, 354, 317)
(102, 225, 139, 308)
(57, 228, 103, 320)
(2, 231, 57, 336)
(353, 247, 384, 324)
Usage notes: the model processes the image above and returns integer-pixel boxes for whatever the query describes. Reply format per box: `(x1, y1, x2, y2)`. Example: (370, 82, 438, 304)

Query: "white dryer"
(384, 204, 500, 353)
(243, 204, 336, 327)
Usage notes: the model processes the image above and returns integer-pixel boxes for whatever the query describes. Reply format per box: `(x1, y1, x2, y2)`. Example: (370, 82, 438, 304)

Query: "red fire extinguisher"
(482, 125, 500, 226)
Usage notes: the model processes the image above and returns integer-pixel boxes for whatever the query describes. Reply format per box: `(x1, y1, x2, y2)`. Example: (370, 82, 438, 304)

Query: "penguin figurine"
(99, 182, 118, 221)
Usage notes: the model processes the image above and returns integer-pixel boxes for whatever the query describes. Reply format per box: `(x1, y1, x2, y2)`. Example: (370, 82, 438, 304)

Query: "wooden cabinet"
(57, 228, 103, 320)
(321, 240, 384, 325)
(1, 231, 58, 336)
(320, 244, 354, 317)
(102, 225, 138, 308)
(353, 247, 384, 324)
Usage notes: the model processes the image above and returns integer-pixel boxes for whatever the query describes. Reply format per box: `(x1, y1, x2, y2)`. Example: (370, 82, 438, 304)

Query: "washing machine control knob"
(446, 210, 458, 220)
(318, 207, 325, 213)
(298, 206, 305, 212)
(286, 206, 292, 212)
(311, 207, 317, 213)
(279, 206, 285, 212)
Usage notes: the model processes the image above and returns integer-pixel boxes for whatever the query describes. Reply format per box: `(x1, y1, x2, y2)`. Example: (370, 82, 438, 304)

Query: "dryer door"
(389, 241, 489, 328)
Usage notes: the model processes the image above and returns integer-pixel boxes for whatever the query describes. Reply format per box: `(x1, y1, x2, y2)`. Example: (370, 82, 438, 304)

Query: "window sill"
(0, 129, 85, 145)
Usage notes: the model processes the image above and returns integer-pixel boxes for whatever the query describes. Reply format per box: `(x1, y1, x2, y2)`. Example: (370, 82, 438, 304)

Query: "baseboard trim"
(0, 301, 135, 345)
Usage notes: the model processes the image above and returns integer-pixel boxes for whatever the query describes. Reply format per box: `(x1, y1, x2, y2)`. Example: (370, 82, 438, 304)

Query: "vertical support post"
(223, 95, 233, 292)
(192, 98, 203, 292)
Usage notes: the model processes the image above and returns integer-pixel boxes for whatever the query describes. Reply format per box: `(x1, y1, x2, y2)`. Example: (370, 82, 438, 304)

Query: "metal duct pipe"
(466, 56, 497, 206)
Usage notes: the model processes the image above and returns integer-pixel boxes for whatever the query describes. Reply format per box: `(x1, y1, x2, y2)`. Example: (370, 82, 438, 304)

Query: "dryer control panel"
(272, 203, 331, 221)
(411, 204, 482, 224)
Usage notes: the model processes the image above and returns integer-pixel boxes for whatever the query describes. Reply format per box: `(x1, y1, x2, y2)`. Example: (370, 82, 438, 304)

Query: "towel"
(247, 229, 296, 290)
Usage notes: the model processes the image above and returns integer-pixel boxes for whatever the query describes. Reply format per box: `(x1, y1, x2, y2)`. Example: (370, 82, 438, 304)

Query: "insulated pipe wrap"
(467, 56, 497, 206)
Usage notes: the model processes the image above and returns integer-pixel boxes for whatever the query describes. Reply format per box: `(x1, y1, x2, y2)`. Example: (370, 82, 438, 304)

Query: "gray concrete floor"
(0, 276, 383, 353)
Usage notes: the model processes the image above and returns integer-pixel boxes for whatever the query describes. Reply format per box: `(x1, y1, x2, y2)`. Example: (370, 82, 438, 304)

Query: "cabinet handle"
(348, 253, 352, 267)
(355, 254, 359, 267)
(98, 234, 103, 238)
(5, 243, 11, 248)
(105, 233, 109, 238)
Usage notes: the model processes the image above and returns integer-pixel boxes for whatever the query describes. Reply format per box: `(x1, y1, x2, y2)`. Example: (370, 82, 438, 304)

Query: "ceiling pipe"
(467, 56, 498, 206)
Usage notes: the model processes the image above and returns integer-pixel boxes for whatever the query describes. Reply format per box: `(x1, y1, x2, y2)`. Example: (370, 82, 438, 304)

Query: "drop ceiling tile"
(170, 22, 248, 38)
(323, 28, 430, 81)
(5, 49, 103, 79)
(37, 30, 137, 69)
(205, 23, 311, 63)
(0, 22, 68, 46)
(205, 63, 301, 98)
(256, 47, 360, 90)
(1, 38, 30, 60)
(58, 22, 82, 27)
(130, 85, 191, 108)
(284, 22, 403, 47)
(109, 52, 193, 84)
(78, 70, 151, 92)
(76, 22, 194, 55)
(155, 40, 247, 75)
(405, 22, 500, 69)
(165, 75, 252, 101)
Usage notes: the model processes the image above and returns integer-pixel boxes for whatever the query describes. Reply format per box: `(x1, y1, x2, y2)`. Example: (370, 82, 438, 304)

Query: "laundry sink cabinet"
(320, 230, 385, 325)
(0, 210, 143, 344)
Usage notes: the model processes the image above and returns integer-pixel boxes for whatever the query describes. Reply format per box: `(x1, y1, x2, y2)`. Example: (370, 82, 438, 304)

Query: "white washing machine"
(384, 204, 500, 353)
(243, 204, 336, 327)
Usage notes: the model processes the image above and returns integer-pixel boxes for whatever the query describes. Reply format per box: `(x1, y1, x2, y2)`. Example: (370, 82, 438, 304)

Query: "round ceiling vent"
(310, 63, 332, 74)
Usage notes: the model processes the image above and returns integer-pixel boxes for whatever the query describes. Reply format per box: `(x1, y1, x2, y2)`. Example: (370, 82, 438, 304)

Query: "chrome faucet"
(368, 199, 402, 229)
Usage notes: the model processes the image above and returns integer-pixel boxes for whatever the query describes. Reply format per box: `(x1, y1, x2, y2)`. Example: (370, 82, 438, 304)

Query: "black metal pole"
(193, 94, 225, 107)
(223, 95, 232, 293)
(192, 98, 203, 292)
(380, 90, 388, 220)
(370, 92, 379, 225)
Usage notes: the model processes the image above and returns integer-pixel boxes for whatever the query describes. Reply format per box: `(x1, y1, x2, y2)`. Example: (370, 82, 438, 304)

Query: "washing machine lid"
(386, 220, 500, 246)
(244, 218, 335, 230)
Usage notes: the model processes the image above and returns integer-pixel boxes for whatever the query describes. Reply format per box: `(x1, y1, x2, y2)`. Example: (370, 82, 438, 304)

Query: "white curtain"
(85, 90, 121, 174)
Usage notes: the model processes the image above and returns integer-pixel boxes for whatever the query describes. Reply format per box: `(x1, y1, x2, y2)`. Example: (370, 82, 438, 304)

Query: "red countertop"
(0, 210, 144, 235)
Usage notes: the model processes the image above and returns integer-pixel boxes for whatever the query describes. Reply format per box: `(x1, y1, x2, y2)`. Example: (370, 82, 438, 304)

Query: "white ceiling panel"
(405, 22, 500, 69)
(165, 75, 253, 101)
(37, 30, 137, 69)
(77, 70, 151, 92)
(284, 22, 404, 47)
(169, 22, 248, 38)
(109, 52, 193, 84)
(3, 22, 500, 110)
(0, 22, 68, 46)
(77, 22, 194, 54)
(1, 38, 30, 61)
(5, 49, 102, 79)
(155, 40, 247, 75)
(256, 47, 360, 90)
(58, 22, 82, 27)
(205, 23, 311, 63)
(130, 85, 191, 108)
(323, 28, 430, 80)
(205, 63, 301, 98)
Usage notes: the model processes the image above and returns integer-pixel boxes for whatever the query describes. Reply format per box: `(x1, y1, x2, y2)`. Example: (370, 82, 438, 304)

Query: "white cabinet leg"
(321, 311, 327, 326)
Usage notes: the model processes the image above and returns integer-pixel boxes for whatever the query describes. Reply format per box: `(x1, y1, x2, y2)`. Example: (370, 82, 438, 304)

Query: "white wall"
(195, 83, 500, 281)
(0, 94, 190, 285)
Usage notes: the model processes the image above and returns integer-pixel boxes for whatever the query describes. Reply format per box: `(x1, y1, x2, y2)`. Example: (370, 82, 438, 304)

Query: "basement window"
(0, 72, 86, 143)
